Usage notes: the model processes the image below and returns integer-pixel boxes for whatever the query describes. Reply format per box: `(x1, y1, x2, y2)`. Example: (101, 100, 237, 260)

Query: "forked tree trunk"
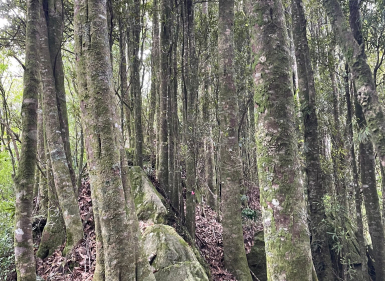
(13, 0, 39, 279)
(218, 0, 252, 279)
(74, 1, 155, 280)
(248, 0, 313, 279)
(39, 0, 83, 255)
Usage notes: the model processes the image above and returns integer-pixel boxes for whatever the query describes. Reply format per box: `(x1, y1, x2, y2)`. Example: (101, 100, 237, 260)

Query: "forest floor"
(31, 176, 262, 281)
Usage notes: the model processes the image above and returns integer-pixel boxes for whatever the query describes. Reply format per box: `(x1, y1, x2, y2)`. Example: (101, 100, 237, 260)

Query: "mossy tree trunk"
(355, 98, 385, 280)
(36, 138, 66, 259)
(345, 66, 367, 280)
(321, 0, 385, 175)
(248, 0, 314, 279)
(37, 90, 48, 215)
(291, 0, 334, 279)
(130, 0, 143, 167)
(13, 0, 39, 279)
(158, 0, 171, 194)
(218, 0, 252, 279)
(149, 0, 159, 165)
(183, 0, 198, 239)
(39, 0, 83, 255)
(74, 0, 154, 279)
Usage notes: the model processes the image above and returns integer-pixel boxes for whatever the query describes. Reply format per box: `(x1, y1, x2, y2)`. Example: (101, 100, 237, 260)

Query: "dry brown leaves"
(36, 179, 96, 281)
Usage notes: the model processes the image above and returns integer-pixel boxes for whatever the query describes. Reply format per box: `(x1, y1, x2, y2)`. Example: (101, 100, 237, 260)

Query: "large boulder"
(142, 224, 209, 281)
(247, 230, 267, 281)
(129, 166, 167, 223)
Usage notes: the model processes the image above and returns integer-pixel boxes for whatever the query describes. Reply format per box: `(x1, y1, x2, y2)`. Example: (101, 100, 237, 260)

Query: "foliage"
(0, 151, 15, 280)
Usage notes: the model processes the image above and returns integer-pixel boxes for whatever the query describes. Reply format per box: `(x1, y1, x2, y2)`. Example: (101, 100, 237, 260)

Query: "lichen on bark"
(248, 0, 313, 279)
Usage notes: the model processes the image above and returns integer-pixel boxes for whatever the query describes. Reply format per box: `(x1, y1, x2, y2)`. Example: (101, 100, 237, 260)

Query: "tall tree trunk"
(345, 65, 367, 280)
(218, 0, 252, 279)
(248, 0, 314, 279)
(13, 0, 39, 279)
(149, 0, 159, 166)
(45, 0, 77, 191)
(36, 136, 66, 259)
(355, 98, 385, 280)
(74, 0, 136, 279)
(131, 0, 143, 167)
(158, 0, 171, 192)
(39, 1, 83, 255)
(37, 90, 48, 214)
(184, 0, 198, 239)
(291, 0, 334, 279)
(321, 0, 385, 174)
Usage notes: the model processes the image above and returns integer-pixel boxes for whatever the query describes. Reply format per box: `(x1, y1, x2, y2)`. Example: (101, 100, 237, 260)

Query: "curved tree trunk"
(39, 1, 83, 255)
(13, 0, 39, 279)
(218, 0, 252, 279)
(248, 0, 314, 279)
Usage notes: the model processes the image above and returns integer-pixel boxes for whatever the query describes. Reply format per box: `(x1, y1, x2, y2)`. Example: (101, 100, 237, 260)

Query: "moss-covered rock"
(142, 224, 209, 281)
(129, 166, 167, 223)
(247, 231, 267, 281)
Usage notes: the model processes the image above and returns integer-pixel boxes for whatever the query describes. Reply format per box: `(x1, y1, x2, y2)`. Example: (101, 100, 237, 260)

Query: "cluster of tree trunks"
(13, 0, 385, 280)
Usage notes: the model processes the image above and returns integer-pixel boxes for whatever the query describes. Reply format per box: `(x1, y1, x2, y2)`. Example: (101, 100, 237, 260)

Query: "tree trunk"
(291, 0, 334, 279)
(345, 65, 367, 280)
(355, 97, 385, 280)
(13, 0, 39, 279)
(158, 0, 171, 192)
(36, 137, 66, 259)
(184, 0, 198, 239)
(39, 1, 83, 255)
(131, 0, 143, 167)
(74, 0, 152, 279)
(218, 0, 252, 279)
(149, 0, 159, 166)
(321, 0, 385, 171)
(248, 0, 314, 279)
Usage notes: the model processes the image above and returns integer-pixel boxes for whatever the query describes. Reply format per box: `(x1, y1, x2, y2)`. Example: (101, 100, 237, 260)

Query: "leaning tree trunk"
(218, 0, 252, 279)
(321, 0, 385, 177)
(248, 0, 314, 279)
(291, 0, 334, 279)
(13, 0, 39, 279)
(39, 0, 83, 255)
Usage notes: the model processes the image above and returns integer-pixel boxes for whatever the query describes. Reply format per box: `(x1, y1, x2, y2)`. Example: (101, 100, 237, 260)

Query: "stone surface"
(247, 231, 267, 281)
(142, 224, 209, 281)
(129, 166, 167, 223)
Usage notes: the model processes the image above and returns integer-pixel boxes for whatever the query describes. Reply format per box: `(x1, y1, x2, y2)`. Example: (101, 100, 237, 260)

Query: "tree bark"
(355, 97, 385, 280)
(39, 0, 83, 255)
(158, 0, 171, 193)
(218, 0, 252, 279)
(321, 0, 385, 170)
(74, 0, 152, 279)
(248, 0, 313, 279)
(184, 0, 198, 239)
(291, 0, 334, 279)
(345, 65, 367, 280)
(131, 0, 143, 167)
(149, 0, 159, 165)
(13, 0, 39, 279)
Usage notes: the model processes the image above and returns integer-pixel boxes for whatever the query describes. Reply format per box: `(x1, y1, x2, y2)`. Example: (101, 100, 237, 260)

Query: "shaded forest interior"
(0, 0, 385, 280)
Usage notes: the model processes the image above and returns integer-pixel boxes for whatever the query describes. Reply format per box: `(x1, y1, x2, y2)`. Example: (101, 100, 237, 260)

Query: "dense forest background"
(0, 0, 385, 280)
